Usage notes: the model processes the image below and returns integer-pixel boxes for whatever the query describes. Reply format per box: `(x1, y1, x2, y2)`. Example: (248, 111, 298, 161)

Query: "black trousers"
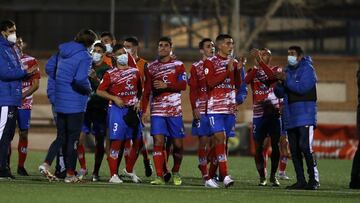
(350, 104, 360, 184)
(287, 126, 319, 183)
(0, 106, 17, 170)
(45, 112, 84, 173)
(351, 141, 360, 184)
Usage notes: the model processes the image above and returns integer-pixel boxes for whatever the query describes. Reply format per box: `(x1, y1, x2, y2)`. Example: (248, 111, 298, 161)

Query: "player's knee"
(173, 140, 183, 149)
(214, 133, 225, 144)
(198, 140, 207, 149)
(153, 137, 164, 146)
(19, 130, 28, 140)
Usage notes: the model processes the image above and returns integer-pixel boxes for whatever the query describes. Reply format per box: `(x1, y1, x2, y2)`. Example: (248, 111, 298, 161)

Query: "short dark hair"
(0, 19, 15, 32)
(288, 45, 304, 56)
(100, 31, 115, 40)
(158, 36, 172, 46)
(112, 43, 125, 53)
(260, 48, 272, 55)
(74, 29, 97, 48)
(215, 34, 232, 44)
(199, 38, 212, 49)
(124, 36, 139, 46)
(94, 42, 106, 53)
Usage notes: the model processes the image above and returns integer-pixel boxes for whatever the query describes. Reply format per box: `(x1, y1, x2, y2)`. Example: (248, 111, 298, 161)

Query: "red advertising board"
(249, 124, 359, 159)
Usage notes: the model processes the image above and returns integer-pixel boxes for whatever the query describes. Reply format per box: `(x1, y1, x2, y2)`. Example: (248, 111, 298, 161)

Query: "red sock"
(153, 145, 165, 177)
(77, 144, 87, 170)
(215, 144, 228, 178)
(171, 146, 183, 173)
(198, 148, 208, 179)
(108, 140, 121, 176)
(126, 139, 140, 173)
(279, 155, 288, 172)
(208, 147, 218, 179)
(18, 139, 28, 168)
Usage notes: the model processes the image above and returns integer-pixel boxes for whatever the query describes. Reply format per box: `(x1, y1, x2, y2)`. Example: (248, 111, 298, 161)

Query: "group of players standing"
(1, 20, 318, 189)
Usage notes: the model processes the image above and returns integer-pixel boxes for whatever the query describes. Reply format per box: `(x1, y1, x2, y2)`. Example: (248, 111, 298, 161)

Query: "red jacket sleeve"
(97, 72, 111, 91)
(204, 59, 230, 88)
(258, 61, 276, 81)
(245, 68, 257, 84)
(259, 61, 280, 85)
(167, 63, 187, 91)
(188, 65, 198, 110)
(141, 67, 152, 113)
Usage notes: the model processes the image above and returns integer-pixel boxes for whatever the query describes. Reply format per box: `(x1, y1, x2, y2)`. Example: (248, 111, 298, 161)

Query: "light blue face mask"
(117, 54, 128, 65)
(287, 55, 298, 66)
(92, 52, 102, 63)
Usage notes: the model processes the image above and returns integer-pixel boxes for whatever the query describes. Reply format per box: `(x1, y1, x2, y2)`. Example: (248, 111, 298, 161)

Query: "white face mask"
(7, 33, 17, 44)
(92, 52, 102, 63)
(125, 48, 132, 54)
(287, 55, 298, 66)
(105, 43, 113, 53)
(117, 54, 128, 65)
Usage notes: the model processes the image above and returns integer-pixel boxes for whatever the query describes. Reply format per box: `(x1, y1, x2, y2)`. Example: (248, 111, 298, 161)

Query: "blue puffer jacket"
(236, 65, 248, 104)
(46, 53, 58, 106)
(0, 36, 27, 106)
(46, 41, 92, 114)
(274, 56, 317, 130)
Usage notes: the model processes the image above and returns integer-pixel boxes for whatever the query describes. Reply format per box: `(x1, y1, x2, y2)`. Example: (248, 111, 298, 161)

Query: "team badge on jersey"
(204, 68, 209, 75)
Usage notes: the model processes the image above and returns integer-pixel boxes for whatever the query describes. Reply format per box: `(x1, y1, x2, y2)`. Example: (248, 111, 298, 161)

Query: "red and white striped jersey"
(245, 61, 282, 118)
(188, 59, 208, 114)
(20, 54, 41, 110)
(98, 66, 141, 106)
(204, 54, 241, 115)
(142, 59, 187, 117)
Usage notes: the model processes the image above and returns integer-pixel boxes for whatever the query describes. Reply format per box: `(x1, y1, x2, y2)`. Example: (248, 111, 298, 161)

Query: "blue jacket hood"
(288, 56, 313, 70)
(301, 56, 313, 66)
(59, 41, 87, 59)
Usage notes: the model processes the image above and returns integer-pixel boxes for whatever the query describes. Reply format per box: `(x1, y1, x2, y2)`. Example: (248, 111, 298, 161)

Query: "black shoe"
(0, 168, 15, 180)
(144, 159, 153, 177)
(305, 180, 320, 190)
(286, 182, 307, 190)
(163, 172, 171, 183)
(17, 167, 29, 176)
(213, 174, 221, 182)
(55, 170, 66, 179)
(349, 180, 360, 189)
(270, 176, 280, 187)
